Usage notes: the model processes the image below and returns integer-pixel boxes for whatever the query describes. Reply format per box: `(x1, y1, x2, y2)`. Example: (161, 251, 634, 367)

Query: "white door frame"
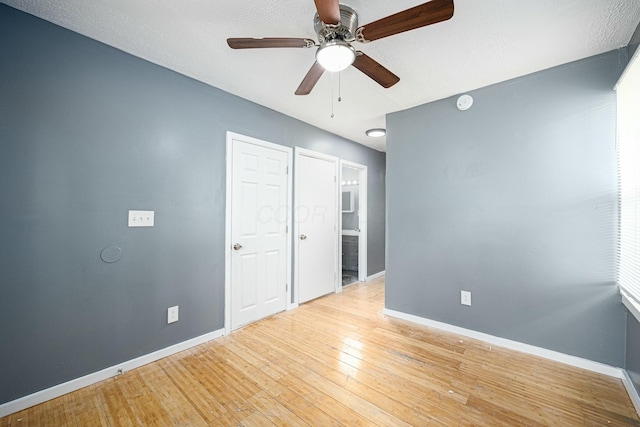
(224, 131, 293, 335)
(339, 160, 368, 282)
(294, 147, 341, 306)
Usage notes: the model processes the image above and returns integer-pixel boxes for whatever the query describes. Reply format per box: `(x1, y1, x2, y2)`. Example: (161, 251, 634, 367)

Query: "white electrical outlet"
(167, 305, 179, 324)
(128, 210, 155, 227)
(461, 291, 472, 306)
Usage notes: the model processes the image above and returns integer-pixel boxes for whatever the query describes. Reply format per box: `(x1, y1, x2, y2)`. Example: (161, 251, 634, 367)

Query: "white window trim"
(622, 289, 640, 323)
(616, 46, 640, 324)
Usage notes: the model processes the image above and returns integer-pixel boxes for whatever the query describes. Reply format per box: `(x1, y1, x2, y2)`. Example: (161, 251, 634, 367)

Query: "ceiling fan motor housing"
(314, 4, 358, 43)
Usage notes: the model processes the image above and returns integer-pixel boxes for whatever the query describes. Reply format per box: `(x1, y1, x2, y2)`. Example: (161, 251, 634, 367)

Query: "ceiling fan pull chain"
(338, 71, 342, 103)
(331, 72, 335, 118)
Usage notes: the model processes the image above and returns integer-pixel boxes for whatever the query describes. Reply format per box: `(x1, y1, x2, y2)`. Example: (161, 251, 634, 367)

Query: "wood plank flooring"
(2, 277, 639, 426)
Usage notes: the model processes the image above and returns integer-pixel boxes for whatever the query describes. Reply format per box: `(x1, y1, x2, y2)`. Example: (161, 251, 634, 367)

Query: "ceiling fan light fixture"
(366, 128, 386, 137)
(316, 40, 356, 72)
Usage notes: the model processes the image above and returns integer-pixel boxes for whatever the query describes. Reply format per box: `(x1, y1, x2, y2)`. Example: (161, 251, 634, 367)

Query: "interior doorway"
(340, 160, 367, 285)
(225, 132, 292, 333)
(294, 147, 340, 304)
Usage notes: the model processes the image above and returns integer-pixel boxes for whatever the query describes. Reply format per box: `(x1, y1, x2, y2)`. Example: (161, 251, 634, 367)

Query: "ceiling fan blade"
(357, 0, 454, 42)
(295, 62, 325, 95)
(352, 52, 400, 89)
(227, 38, 315, 49)
(313, 0, 341, 25)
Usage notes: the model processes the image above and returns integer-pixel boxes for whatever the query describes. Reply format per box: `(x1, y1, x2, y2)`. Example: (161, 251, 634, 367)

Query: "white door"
(228, 134, 290, 330)
(296, 149, 339, 304)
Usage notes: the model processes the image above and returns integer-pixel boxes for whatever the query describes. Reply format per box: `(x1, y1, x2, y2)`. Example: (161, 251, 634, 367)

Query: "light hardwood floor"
(2, 277, 639, 426)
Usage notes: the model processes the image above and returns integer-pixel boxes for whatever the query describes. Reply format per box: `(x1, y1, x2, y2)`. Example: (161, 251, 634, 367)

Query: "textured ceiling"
(2, 0, 639, 151)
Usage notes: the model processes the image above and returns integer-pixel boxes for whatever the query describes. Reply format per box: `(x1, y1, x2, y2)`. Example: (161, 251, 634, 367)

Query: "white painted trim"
(225, 132, 293, 334)
(622, 370, 640, 418)
(382, 308, 625, 379)
(366, 270, 386, 281)
(621, 289, 640, 324)
(0, 329, 224, 418)
(224, 133, 233, 336)
(615, 41, 640, 90)
(284, 145, 294, 309)
(339, 160, 368, 283)
(294, 147, 341, 303)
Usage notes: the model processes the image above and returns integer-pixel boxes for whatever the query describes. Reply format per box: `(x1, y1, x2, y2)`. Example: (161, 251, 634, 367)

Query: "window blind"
(617, 47, 640, 317)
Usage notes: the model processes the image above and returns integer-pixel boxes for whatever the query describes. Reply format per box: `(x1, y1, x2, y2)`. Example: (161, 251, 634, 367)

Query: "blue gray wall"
(386, 50, 627, 366)
(627, 313, 640, 394)
(0, 4, 385, 404)
(628, 20, 640, 57)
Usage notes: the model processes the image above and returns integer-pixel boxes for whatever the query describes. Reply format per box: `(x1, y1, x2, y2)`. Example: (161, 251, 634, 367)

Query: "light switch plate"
(128, 210, 154, 227)
(167, 306, 179, 324)
(461, 291, 472, 306)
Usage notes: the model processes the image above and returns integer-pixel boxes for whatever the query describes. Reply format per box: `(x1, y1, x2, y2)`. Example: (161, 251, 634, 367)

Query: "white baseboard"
(622, 370, 640, 417)
(366, 270, 386, 281)
(0, 329, 225, 418)
(382, 308, 624, 379)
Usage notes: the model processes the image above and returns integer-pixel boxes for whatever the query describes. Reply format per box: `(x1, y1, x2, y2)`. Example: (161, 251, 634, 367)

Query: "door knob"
(300, 234, 307, 240)
(233, 243, 242, 250)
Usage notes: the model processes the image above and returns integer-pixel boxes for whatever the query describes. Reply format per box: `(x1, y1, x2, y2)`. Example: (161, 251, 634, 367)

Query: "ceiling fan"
(227, 0, 454, 95)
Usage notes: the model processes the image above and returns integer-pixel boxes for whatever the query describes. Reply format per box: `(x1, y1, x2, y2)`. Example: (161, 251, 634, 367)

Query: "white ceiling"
(3, 0, 639, 151)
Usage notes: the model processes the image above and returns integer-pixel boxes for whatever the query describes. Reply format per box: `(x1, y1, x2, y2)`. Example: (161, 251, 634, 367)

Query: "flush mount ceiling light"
(366, 128, 386, 137)
(316, 40, 356, 72)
